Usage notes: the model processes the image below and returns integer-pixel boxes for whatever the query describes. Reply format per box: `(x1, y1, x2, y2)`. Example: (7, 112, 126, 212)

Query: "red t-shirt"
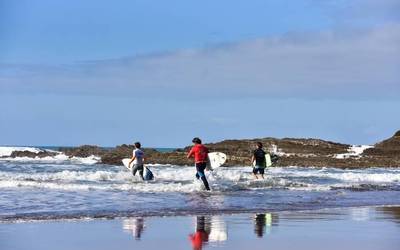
(188, 144, 209, 163)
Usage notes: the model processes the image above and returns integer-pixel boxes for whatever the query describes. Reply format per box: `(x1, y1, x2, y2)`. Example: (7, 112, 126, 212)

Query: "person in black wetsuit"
(251, 142, 267, 179)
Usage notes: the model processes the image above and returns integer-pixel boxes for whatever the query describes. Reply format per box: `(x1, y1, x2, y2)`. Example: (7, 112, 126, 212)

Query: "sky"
(1, 0, 399, 147)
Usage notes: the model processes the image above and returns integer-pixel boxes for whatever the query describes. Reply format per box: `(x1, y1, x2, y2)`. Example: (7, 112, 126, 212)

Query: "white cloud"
(1, 24, 399, 99)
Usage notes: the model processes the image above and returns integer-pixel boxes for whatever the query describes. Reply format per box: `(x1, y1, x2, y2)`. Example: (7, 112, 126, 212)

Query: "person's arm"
(128, 156, 136, 166)
(251, 155, 255, 165)
(128, 151, 136, 166)
(187, 148, 194, 159)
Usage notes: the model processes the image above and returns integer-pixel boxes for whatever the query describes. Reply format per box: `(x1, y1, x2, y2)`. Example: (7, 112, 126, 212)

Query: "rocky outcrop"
(100, 144, 192, 166)
(361, 131, 400, 167)
(8, 150, 58, 158)
(59, 145, 108, 158)
(97, 132, 400, 168)
(363, 131, 400, 157)
(4, 131, 399, 168)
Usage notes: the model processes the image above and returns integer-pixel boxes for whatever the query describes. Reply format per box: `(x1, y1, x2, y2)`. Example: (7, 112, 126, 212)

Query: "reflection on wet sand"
(254, 213, 278, 238)
(377, 206, 400, 224)
(122, 217, 145, 240)
(4, 207, 400, 250)
(189, 216, 228, 250)
(189, 216, 210, 250)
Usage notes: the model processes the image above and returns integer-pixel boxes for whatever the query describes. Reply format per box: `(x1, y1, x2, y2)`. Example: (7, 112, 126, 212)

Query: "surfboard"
(121, 158, 154, 180)
(252, 153, 272, 167)
(207, 152, 227, 169)
(122, 158, 134, 170)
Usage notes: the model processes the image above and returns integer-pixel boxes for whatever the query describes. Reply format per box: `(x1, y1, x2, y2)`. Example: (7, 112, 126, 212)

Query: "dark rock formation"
(97, 131, 399, 168)
(8, 150, 58, 158)
(98, 137, 355, 167)
(59, 145, 108, 158)
(100, 144, 192, 166)
(101, 144, 134, 165)
(204, 138, 349, 155)
(7, 131, 399, 168)
(361, 131, 400, 167)
(199, 138, 350, 167)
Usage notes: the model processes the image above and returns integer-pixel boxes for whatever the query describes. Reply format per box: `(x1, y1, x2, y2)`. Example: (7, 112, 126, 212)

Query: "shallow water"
(1, 157, 400, 221)
(1, 207, 399, 250)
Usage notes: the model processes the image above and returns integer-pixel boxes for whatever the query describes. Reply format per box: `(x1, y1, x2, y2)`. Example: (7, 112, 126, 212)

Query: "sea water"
(0, 146, 400, 222)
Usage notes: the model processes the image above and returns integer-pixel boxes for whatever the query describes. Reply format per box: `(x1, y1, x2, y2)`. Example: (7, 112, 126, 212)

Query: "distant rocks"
(100, 144, 133, 165)
(58, 145, 108, 158)
(8, 150, 58, 158)
(361, 131, 400, 167)
(3, 130, 399, 168)
(100, 144, 192, 166)
(84, 131, 400, 167)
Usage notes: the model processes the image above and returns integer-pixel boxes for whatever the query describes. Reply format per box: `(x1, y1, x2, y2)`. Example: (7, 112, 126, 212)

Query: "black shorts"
(253, 167, 265, 175)
(195, 162, 207, 178)
(132, 164, 144, 177)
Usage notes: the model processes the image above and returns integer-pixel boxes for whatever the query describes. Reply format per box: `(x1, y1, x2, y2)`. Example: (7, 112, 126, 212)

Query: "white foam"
(269, 166, 400, 183)
(335, 145, 373, 159)
(70, 155, 101, 165)
(0, 153, 100, 165)
(0, 165, 398, 193)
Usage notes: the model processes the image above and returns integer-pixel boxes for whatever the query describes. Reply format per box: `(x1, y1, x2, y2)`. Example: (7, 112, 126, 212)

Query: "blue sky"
(1, 0, 399, 147)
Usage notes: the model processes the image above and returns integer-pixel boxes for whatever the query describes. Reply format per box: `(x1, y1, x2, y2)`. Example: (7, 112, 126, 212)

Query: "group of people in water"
(128, 137, 270, 191)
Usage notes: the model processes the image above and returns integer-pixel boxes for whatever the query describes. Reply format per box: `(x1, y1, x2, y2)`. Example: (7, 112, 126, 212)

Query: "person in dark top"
(187, 137, 211, 191)
(251, 142, 266, 179)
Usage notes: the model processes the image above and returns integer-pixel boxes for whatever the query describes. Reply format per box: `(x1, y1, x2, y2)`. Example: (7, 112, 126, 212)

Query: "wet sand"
(1, 206, 399, 250)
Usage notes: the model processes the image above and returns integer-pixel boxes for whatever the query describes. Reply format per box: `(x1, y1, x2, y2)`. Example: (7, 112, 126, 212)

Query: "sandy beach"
(1, 206, 399, 250)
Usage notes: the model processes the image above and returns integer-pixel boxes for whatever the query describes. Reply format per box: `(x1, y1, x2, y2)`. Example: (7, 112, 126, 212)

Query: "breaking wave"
(0, 162, 399, 193)
(0, 146, 100, 164)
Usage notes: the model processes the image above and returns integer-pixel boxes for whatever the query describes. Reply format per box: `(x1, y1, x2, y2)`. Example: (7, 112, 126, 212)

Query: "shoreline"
(3, 204, 400, 224)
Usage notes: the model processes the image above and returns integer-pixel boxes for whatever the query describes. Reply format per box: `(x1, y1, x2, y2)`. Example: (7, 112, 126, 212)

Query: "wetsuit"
(253, 148, 266, 175)
(188, 144, 210, 190)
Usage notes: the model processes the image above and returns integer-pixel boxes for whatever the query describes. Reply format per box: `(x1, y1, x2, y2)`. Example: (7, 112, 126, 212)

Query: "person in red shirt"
(187, 137, 210, 191)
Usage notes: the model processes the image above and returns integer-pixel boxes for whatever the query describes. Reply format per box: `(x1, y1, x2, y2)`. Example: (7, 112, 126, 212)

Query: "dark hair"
(256, 142, 263, 148)
(192, 137, 202, 144)
(134, 142, 141, 148)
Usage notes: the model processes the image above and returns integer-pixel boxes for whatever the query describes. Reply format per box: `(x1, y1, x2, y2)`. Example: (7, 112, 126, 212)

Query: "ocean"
(1, 146, 400, 222)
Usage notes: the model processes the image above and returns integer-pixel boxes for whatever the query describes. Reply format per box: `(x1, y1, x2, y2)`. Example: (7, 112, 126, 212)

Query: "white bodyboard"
(266, 154, 272, 167)
(122, 158, 154, 180)
(207, 152, 227, 169)
(122, 158, 134, 170)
